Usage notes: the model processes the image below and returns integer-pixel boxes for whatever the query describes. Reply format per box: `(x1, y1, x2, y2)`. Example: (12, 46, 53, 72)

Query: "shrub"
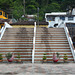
(5, 53, 12, 59)
(16, 53, 21, 59)
(43, 53, 47, 60)
(64, 54, 68, 60)
(0, 54, 3, 60)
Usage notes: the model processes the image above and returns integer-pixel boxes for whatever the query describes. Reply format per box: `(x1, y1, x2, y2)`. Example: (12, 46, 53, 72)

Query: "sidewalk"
(0, 63, 75, 75)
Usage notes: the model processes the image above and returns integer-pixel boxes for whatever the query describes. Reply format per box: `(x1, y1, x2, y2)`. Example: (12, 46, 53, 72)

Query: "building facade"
(45, 8, 75, 28)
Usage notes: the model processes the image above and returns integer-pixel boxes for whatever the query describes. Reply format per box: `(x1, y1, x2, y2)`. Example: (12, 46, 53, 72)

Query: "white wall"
(55, 17, 60, 23)
(45, 14, 75, 28)
(48, 21, 55, 27)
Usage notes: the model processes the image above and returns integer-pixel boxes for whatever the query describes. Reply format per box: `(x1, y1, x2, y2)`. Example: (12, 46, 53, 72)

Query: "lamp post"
(37, 7, 39, 27)
(23, 0, 25, 17)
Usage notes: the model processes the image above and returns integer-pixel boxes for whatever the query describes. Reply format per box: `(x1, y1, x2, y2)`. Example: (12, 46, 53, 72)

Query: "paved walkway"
(0, 63, 75, 75)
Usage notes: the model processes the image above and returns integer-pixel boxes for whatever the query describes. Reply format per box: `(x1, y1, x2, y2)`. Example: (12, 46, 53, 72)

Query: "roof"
(45, 12, 67, 16)
(46, 15, 75, 17)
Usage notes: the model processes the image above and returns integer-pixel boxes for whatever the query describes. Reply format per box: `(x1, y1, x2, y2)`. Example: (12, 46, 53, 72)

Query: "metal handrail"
(64, 24, 75, 61)
(32, 22, 36, 63)
(0, 24, 6, 40)
(0, 22, 12, 40)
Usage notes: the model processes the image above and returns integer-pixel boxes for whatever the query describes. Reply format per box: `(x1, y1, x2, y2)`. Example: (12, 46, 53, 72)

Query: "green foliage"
(5, 53, 12, 59)
(26, 5, 36, 14)
(56, 52, 60, 58)
(16, 53, 21, 59)
(43, 53, 47, 60)
(0, 0, 75, 20)
(64, 54, 68, 60)
(0, 54, 3, 60)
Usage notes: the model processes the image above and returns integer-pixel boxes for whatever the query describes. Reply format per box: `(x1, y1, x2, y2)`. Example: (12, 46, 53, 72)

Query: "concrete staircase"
(34, 28, 74, 62)
(0, 28, 34, 62)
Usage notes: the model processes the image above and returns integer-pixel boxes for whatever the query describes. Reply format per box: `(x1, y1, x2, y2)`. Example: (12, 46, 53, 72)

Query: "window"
(68, 16, 73, 20)
(60, 16, 65, 20)
(0, 12, 2, 15)
(47, 16, 55, 21)
(5, 13, 7, 18)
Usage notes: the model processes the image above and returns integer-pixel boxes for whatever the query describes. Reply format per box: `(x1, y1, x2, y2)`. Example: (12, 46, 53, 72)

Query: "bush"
(16, 53, 21, 59)
(5, 53, 12, 59)
(0, 54, 3, 60)
(43, 53, 47, 60)
(64, 54, 68, 60)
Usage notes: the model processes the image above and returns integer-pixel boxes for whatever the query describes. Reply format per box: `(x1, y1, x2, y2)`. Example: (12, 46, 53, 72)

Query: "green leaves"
(0, 0, 74, 21)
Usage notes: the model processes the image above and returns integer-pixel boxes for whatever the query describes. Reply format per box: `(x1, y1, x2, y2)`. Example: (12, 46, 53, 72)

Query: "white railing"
(58, 19, 63, 27)
(64, 24, 75, 61)
(0, 22, 12, 40)
(32, 22, 36, 63)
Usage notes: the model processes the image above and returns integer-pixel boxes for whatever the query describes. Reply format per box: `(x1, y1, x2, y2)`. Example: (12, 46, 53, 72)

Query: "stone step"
(1, 39, 33, 40)
(4, 32, 34, 34)
(36, 31, 65, 34)
(2, 56, 32, 58)
(35, 55, 73, 59)
(0, 42, 33, 44)
(0, 40, 33, 42)
(4, 34, 34, 36)
(34, 54, 73, 56)
(0, 48, 33, 49)
(0, 45, 33, 47)
(0, 43, 33, 45)
(35, 49, 70, 50)
(35, 49, 71, 52)
(3, 36, 33, 37)
(35, 45, 69, 47)
(3, 59, 32, 62)
(36, 38, 67, 40)
(36, 28, 64, 30)
(36, 40, 68, 42)
(0, 49, 32, 53)
(35, 43, 69, 46)
(35, 51, 71, 53)
(0, 43, 69, 47)
(34, 59, 74, 62)
(0, 42, 68, 44)
(6, 28, 34, 31)
(36, 36, 67, 38)
(34, 57, 73, 60)
(35, 47, 70, 49)
(36, 33, 66, 35)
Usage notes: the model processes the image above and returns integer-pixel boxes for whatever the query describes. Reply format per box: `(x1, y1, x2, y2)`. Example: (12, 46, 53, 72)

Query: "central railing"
(64, 24, 75, 61)
(32, 22, 36, 63)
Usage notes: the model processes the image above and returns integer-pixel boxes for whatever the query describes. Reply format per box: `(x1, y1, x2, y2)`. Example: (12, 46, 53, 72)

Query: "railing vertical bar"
(32, 22, 36, 63)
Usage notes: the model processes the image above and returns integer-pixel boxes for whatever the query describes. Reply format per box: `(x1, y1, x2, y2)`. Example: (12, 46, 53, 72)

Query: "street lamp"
(23, 0, 25, 17)
(37, 7, 39, 27)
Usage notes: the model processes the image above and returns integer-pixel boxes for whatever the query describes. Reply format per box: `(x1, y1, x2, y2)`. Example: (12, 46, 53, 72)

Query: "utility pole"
(23, 0, 25, 17)
(37, 7, 39, 27)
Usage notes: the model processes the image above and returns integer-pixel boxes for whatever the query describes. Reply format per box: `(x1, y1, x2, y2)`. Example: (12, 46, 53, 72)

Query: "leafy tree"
(45, 2, 61, 13)
(12, 0, 23, 19)
(0, 0, 13, 13)
(61, 0, 75, 11)
(0, 0, 75, 21)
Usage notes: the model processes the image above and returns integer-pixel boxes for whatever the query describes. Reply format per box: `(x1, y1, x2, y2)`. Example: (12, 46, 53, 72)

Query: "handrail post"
(32, 22, 36, 63)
